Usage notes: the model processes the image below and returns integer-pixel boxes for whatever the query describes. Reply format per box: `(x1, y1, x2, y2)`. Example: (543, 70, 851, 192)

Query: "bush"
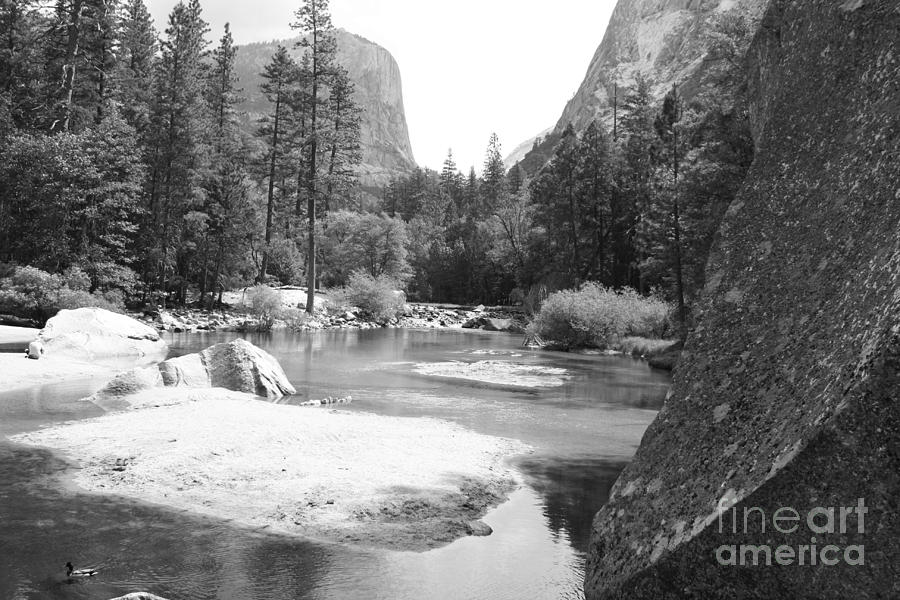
(532, 283, 672, 349)
(246, 285, 283, 331)
(329, 271, 405, 322)
(0, 265, 124, 323)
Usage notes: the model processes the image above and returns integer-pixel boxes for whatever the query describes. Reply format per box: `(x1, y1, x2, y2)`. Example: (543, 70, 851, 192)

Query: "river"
(0, 328, 670, 599)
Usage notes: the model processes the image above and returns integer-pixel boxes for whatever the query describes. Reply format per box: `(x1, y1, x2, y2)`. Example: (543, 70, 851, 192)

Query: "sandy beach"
(0, 324, 118, 392)
(13, 388, 529, 551)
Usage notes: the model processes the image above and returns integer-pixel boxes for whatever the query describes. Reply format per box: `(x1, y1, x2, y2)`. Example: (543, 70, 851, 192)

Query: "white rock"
(39, 308, 167, 361)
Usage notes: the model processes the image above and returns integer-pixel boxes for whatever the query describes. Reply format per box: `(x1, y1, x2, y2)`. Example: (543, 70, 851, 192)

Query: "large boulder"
(198, 338, 296, 399)
(38, 308, 167, 361)
(585, 2, 900, 599)
(93, 339, 295, 404)
(108, 594, 169, 600)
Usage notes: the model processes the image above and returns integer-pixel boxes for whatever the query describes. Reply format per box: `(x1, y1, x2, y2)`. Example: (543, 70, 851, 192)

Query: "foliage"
(0, 266, 124, 323)
(246, 285, 283, 331)
(330, 271, 404, 322)
(320, 211, 411, 287)
(532, 283, 672, 349)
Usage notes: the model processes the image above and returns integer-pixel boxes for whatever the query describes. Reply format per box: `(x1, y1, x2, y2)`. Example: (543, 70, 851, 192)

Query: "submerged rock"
(39, 307, 167, 361)
(94, 339, 296, 404)
(585, 2, 900, 598)
(108, 594, 169, 600)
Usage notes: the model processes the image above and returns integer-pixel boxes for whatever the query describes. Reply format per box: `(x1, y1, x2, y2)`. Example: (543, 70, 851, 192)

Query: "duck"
(65, 562, 98, 578)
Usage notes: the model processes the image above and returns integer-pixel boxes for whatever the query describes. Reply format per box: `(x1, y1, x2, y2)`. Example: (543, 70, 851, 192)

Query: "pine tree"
(575, 121, 616, 282)
(322, 65, 361, 212)
(256, 45, 300, 283)
(0, 0, 45, 131)
(620, 73, 662, 293)
(292, 0, 337, 313)
(199, 22, 249, 307)
(144, 0, 210, 305)
(481, 132, 506, 216)
(116, 0, 156, 134)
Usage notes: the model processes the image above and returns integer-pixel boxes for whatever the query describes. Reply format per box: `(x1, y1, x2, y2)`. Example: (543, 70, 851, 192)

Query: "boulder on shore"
(585, 2, 900, 598)
(39, 307, 167, 361)
(93, 339, 296, 405)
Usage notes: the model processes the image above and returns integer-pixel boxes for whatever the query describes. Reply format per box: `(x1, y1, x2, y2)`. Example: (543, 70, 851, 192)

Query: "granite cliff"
(235, 30, 416, 188)
(585, 0, 900, 598)
(517, 0, 767, 171)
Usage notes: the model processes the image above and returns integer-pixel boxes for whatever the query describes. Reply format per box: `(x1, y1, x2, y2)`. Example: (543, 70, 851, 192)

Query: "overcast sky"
(147, 0, 618, 172)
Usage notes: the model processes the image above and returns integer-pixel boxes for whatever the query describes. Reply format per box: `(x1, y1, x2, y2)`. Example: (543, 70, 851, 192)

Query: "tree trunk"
(259, 91, 282, 283)
(58, 0, 85, 133)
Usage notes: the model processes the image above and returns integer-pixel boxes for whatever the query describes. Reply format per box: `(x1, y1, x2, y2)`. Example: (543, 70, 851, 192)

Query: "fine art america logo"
(715, 498, 867, 566)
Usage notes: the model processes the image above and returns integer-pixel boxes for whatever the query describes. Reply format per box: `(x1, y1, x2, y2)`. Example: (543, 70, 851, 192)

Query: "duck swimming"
(65, 562, 98, 577)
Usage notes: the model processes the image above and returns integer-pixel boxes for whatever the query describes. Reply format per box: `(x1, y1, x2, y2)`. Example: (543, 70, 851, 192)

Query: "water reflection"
(2, 328, 670, 599)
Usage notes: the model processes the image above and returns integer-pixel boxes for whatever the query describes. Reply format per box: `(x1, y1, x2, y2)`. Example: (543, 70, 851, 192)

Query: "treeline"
(0, 1, 756, 325)
(0, 0, 360, 311)
(380, 10, 757, 330)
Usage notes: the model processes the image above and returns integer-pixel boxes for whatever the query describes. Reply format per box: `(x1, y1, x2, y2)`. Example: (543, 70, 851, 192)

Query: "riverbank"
(137, 299, 527, 335)
(0, 325, 120, 391)
(13, 388, 529, 551)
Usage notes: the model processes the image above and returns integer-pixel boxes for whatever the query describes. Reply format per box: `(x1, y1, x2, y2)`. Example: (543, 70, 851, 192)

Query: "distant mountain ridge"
(519, 0, 768, 171)
(234, 30, 417, 188)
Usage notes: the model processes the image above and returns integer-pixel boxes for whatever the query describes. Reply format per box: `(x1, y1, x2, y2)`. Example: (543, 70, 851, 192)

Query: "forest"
(0, 0, 756, 333)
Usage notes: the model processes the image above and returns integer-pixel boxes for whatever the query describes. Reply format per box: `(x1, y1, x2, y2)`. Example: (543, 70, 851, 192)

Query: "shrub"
(246, 285, 283, 331)
(0, 265, 125, 323)
(57, 288, 124, 313)
(330, 271, 405, 322)
(532, 283, 673, 349)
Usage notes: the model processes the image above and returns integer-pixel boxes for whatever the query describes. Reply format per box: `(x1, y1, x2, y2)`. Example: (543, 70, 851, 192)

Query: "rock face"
(559, 0, 767, 132)
(38, 308, 167, 361)
(585, 1, 900, 598)
(95, 339, 296, 403)
(518, 0, 768, 172)
(235, 30, 416, 188)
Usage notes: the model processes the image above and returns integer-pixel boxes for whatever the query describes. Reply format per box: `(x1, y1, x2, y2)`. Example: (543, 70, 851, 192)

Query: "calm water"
(0, 328, 670, 599)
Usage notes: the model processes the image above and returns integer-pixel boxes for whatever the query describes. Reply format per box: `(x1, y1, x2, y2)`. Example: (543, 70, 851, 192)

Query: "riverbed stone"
(585, 2, 900, 598)
(92, 339, 295, 404)
(39, 307, 167, 361)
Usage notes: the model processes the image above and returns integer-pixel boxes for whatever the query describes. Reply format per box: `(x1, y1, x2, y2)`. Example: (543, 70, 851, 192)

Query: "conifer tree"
(481, 132, 506, 216)
(0, 0, 45, 131)
(199, 22, 249, 307)
(322, 65, 361, 212)
(292, 0, 337, 313)
(116, 0, 156, 134)
(256, 45, 300, 283)
(144, 0, 210, 305)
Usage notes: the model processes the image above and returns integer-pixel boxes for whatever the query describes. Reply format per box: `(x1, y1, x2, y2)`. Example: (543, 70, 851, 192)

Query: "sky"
(147, 0, 618, 172)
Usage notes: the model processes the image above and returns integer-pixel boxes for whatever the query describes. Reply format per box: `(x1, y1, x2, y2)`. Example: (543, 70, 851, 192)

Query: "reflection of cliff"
(235, 30, 416, 187)
(586, 1, 900, 597)
(517, 457, 627, 553)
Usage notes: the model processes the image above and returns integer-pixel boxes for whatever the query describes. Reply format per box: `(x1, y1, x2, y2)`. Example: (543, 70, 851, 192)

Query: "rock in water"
(199, 339, 296, 400)
(39, 308, 167, 361)
(585, 2, 900, 599)
(108, 594, 170, 600)
(94, 339, 296, 404)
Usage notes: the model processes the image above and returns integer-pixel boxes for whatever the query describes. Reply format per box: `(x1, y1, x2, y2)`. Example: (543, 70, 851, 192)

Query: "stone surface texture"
(94, 339, 296, 404)
(235, 30, 416, 187)
(585, 1, 900, 598)
(559, 0, 767, 133)
(38, 308, 167, 361)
